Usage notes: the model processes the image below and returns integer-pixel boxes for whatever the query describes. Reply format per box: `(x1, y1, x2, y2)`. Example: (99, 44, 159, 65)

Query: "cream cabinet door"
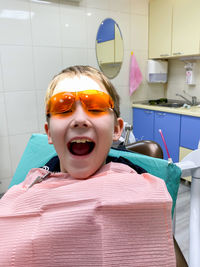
(172, 0, 200, 57)
(149, 0, 173, 59)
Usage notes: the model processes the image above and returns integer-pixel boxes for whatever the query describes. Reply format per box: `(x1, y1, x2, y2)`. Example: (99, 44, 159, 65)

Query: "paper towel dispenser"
(147, 60, 168, 83)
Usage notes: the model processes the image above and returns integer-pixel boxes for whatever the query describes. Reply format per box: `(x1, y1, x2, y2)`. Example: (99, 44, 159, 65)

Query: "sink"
(143, 98, 187, 108)
(157, 102, 184, 108)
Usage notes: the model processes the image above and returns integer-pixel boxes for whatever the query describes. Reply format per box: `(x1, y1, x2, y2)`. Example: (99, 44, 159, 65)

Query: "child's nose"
(70, 101, 92, 128)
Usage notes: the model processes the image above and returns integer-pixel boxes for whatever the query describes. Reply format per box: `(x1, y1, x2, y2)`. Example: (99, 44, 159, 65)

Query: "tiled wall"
(0, 0, 164, 193)
(167, 59, 200, 101)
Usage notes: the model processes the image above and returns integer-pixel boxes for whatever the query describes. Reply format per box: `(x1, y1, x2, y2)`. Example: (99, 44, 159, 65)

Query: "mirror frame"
(96, 18, 124, 79)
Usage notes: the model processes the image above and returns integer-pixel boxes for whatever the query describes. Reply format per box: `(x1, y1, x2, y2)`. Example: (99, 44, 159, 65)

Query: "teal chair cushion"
(10, 133, 181, 216)
(9, 134, 57, 188)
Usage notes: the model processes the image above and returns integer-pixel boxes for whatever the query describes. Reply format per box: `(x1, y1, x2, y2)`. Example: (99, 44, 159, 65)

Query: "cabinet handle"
(160, 54, 169, 57)
(173, 52, 182, 55)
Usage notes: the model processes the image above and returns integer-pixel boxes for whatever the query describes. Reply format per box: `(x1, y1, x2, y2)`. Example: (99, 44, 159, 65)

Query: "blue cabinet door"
(133, 108, 154, 141)
(180, 115, 200, 150)
(154, 111, 181, 162)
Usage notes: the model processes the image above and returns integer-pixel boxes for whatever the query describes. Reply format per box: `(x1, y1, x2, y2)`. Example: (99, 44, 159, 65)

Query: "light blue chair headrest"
(10, 133, 181, 216)
(9, 134, 57, 188)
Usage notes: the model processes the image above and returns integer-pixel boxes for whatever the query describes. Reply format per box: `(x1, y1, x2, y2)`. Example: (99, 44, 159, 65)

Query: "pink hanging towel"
(129, 52, 143, 95)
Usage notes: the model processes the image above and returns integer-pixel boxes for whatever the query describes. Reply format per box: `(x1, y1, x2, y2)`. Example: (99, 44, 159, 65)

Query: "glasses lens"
(48, 92, 75, 115)
(79, 90, 114, 111)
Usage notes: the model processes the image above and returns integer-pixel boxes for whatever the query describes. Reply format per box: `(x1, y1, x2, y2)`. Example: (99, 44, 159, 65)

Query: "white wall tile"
(117, 85, 132, 123)
(167, 82, 180, 100)
(167, 59, 200, 101)
(5, 91, 39, 135)
(60, 4, 87, 48)
(131, 0, 149, 15)
(0, 54, 3, 92)
(30, 0, 62, 47)
(0, 136, 12, 179)
(9, 133, 31, 175)
(112, 50, 130, 87)
(0, 0, 32, 45)
(120, 103, 132, 124)
(0, 93, 8, 137)
(36, 90, 47, 133)
(85, 0, 110, 10)
(87, 48, 99, 69)
(133, 50, 148, 80)
(33, 46, 62, 91)
(131, 14, 148, 51)
(0, 177, 12, 194)
(168, 59, 185, 83)
(146, 83, 165, 99)
(109, 0, 131, 13)
(62, 47, 87, 67)
(86, 8, 109, 49)
(130, 82, 164, 102)
(0, 45, 35, 91)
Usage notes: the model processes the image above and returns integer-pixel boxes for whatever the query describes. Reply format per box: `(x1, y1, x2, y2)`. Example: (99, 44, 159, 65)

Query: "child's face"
(45, 75, 123, 179)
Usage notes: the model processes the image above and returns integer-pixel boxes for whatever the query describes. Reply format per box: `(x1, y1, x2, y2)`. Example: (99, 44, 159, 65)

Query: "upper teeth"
(71, 139, 91, 143)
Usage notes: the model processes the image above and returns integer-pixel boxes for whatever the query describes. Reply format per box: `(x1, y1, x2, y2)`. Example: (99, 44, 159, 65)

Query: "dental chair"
(126, 140, 163, 159)
(121, 123, 163, 159)
(9, 133, 188, 266)
(123, 140, 187, 267)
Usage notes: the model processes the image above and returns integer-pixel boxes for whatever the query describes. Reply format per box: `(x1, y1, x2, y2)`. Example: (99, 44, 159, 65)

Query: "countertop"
(132, 103, 200, 117)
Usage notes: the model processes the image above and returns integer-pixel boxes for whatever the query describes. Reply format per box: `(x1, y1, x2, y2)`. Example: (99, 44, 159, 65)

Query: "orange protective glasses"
(46, 90, 115, 117)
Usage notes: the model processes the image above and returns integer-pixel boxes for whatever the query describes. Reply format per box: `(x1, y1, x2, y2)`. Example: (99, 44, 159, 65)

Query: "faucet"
(176, 93, 197, 106)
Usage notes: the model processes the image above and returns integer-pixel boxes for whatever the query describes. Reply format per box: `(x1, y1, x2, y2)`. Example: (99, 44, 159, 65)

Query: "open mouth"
(68, 139, 95, 156)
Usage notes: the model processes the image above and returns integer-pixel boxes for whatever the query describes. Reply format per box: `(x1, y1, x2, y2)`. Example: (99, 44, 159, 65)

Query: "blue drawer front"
(154, 112, 180, 162)
(133, 108, 154, 141)
(180, 115, 200, 150)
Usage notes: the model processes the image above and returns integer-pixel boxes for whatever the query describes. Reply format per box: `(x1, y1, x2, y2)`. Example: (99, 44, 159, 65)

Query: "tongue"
(70, 142, 92, 156)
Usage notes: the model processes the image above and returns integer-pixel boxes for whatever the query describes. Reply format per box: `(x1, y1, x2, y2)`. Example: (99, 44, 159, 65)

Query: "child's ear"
(44, 122, 53, 144)
(113, 117, 124, 141)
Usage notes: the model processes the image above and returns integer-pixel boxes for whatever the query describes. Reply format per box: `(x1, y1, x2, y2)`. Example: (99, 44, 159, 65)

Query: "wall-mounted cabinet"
(148, 0, 173, 59)
(172, 0, 200, 57)
(149, 0, 200, 59)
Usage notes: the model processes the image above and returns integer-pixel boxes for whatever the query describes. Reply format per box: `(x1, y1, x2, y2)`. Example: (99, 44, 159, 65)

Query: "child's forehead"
(53, 75, 107, 95)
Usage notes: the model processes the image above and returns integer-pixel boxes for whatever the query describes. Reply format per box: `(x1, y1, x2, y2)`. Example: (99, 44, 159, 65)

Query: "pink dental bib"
(0, 162, 176, 266)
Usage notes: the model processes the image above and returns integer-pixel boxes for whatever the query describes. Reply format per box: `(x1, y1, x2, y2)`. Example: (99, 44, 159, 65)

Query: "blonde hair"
(45, 65, 120, 118)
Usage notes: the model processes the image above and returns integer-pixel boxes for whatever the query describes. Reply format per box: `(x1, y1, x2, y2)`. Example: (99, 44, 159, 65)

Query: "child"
(0, 66, 176, 266)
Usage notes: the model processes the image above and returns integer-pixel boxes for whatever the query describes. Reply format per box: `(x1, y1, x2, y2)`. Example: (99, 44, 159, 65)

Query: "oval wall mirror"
(96, 18, 124, 79)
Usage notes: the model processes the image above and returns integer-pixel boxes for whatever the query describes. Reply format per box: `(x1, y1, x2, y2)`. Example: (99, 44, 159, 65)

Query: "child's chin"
(68, 166, 100, 179)
(69, 171, 94, 179)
